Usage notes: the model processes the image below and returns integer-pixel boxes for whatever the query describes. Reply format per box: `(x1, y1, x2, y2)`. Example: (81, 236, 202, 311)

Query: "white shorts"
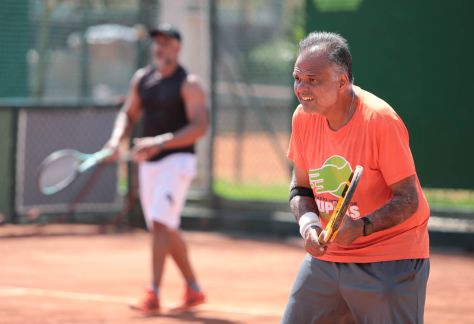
(138, 153, 197, 230)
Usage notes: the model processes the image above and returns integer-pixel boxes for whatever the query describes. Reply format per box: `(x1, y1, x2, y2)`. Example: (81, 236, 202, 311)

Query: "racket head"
(319, 165, 364, 244)
(37, 149, 83, 195)
(37, 148, 124, 195)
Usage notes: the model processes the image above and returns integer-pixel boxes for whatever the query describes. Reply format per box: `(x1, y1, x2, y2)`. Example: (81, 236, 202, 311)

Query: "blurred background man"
(104, 24, 208, 313)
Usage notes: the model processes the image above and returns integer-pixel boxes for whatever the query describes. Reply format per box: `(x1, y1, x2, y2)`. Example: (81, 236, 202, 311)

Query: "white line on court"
(0, 286, 132, 304)
(0, 286, 281, 317)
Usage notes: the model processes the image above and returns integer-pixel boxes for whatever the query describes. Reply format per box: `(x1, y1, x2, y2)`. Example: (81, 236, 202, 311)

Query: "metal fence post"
(208, 0, 217, 200)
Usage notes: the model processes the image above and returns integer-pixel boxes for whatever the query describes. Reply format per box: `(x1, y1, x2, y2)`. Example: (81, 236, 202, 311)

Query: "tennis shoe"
(129, 288, 160, 314)
(174, 287, 206, 311)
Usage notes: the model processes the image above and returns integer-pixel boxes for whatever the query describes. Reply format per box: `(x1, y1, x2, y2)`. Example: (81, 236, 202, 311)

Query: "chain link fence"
(15, 106, 122, 217)
(27, 0, 156, 101)
(0, 0, 160, 223)
(212, 0, 303, 200)
(0, 0, 306, 225)
(3, 0, 473, 224)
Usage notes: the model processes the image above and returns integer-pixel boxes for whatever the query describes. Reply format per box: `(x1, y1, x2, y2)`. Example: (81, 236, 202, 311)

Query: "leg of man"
(169, 229, 197, 285)
(154, 153, 199, 287)
(168, 228, 205, 307)
(140, 161, 174, 291)
(281, 255, 354, 324)
(340, 259, 430, 324)
(134, 154, 204, 310)
(129, 162, 170, 312)
(151, 221, 171, 289)
(163, 154, 205, 307)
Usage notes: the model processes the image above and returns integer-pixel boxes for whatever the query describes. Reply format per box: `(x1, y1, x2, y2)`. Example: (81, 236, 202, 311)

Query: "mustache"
(154, 56, 174, 66)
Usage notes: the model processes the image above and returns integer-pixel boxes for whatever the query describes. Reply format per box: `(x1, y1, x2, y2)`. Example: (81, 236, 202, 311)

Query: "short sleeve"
(287, 108, 307, 170)
(376, 113, 416, 186)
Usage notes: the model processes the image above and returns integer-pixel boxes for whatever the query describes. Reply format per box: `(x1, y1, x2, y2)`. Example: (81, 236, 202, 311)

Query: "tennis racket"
(37, 148, 130, 195)
(318, 165, 364, 245)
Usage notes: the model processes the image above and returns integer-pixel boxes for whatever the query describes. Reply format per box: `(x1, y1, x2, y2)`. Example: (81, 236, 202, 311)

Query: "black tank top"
(138, 64, 195, 161)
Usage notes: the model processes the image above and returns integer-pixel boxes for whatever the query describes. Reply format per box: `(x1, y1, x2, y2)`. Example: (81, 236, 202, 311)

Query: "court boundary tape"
(0, 286, 281, 317)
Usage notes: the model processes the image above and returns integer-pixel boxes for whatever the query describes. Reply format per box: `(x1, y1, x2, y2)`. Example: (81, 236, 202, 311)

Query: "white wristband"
(153, 133, 173, 148)
(298, 212, 319, 239)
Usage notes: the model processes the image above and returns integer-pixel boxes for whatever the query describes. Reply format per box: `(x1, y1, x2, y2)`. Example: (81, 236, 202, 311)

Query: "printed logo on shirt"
(315, 197, 361, 221)
(309, 155, 352, 197)
(309, 155, 360, 221)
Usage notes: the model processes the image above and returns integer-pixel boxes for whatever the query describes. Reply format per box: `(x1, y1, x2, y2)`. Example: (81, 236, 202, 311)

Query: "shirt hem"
(315, 253, 430, 263)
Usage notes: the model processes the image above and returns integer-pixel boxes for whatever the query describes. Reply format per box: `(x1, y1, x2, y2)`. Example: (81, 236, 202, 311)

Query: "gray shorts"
(282, 255, 430, 324)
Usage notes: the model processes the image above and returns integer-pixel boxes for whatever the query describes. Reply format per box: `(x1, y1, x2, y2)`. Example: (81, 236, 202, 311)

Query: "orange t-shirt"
(288, 86, 430, 263)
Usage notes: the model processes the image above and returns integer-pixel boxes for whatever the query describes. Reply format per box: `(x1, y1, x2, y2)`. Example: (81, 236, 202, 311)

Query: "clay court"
(0, 226, 473, 324)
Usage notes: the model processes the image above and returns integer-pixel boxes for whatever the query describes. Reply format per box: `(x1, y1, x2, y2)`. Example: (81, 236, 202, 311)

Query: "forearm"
(158, 122, 206, 150)
(366, 185, 418, 233)
(290, 196, 320, 223)
(289, 170, 320, 223)
(290, 195, 324, 241)
(289, 168, 326, 254)
(108, 111, 134, 146)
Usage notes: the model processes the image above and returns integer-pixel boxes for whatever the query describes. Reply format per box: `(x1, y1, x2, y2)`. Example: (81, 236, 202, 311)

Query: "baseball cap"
(148, 24, 181, 41)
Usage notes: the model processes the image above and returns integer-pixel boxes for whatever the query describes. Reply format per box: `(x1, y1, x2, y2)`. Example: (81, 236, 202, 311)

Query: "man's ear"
(175, 41, 182, 52)
(339, 73, 349, 89)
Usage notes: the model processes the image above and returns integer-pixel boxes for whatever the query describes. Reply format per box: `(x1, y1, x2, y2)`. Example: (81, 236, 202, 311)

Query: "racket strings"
(38, 155, 79, 194)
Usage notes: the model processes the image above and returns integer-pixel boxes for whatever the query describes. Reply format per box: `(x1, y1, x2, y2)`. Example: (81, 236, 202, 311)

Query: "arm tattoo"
(289, 171, 319, 222)
(290, 196, 319, 222)
(367, 175, 419, 233)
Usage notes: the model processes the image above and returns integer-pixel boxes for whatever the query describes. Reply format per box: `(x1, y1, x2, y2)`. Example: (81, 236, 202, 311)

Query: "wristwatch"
(362, 217, 374, 236)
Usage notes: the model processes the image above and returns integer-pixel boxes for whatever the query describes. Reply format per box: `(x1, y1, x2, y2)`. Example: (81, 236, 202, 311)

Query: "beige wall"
(159, 0, 211, 190)
(159, 0, 210, 91)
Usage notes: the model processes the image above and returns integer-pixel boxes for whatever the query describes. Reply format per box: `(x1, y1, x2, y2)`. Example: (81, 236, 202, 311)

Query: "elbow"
(196, 122, 208, 139)
(124, 110, 138, 125)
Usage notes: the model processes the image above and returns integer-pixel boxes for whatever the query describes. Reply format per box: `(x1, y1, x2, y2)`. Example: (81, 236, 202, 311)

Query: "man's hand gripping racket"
(318, 165, 364, 245)
(37, 148, 131, 195)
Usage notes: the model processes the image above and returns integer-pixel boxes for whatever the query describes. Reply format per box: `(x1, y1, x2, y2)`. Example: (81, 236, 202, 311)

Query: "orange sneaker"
(129, 288, 160, 314)
(170, 287, 206, 312)
(182, 287, 206, 308)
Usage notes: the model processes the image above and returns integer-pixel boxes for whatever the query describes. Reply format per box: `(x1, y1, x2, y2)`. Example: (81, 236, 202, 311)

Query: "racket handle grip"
(79, 148, 114, 172)
(96, 148, 114, 161)
(99, 149, 132, 163)
(318, 230, 329, 245)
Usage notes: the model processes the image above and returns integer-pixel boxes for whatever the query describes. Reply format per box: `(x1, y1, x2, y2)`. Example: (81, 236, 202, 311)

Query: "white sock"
(188, 282, 201, 292)
(149, 283, 160, 297)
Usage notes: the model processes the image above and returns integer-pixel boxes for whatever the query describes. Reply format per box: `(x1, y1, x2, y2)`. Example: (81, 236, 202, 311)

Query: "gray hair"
(298, 31, 353, 82)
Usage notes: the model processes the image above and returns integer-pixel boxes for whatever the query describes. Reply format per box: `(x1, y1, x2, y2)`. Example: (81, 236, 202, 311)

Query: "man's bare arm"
(290, 164, 326, 256)
(131, 74, 207, 161)
(367, 175, 419, 232)
(289, 167, 318, 222)
(157, 74, 208, 149)
(334, 175, 419, 245)
(106, 70, 144, 148)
